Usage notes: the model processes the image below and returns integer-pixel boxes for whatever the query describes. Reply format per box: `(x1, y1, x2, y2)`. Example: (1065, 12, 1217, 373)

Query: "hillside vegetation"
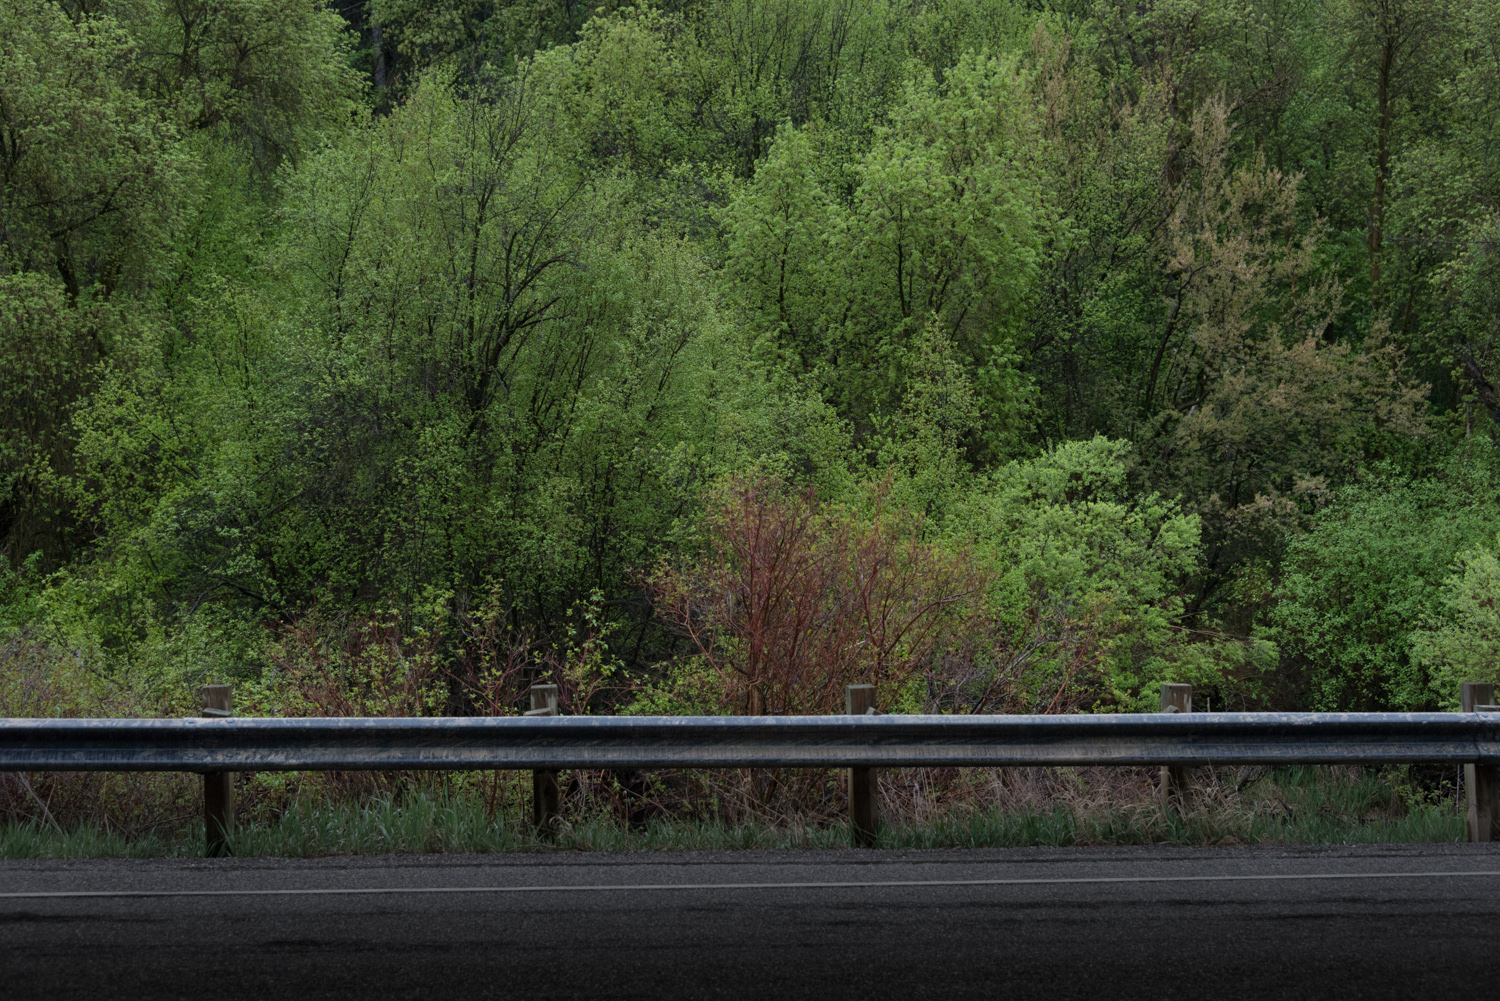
(4, 0, 1499, 738)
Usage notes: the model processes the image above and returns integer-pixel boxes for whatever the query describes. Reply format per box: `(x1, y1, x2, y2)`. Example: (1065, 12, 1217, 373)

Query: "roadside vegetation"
(3, 0, 1498, 850)
(0, 766, 1465, 859)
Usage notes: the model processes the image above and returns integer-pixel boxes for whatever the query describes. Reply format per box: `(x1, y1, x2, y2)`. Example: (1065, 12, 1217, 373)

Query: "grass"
(0, 766, 1465, 859)
(0, 823, 184, 859)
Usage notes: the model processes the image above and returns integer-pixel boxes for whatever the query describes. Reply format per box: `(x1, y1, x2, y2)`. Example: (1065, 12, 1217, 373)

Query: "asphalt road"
(3, 844, 1498, 1000)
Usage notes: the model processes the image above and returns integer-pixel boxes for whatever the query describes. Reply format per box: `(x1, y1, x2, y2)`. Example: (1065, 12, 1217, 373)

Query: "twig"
(8, 773, 65, 836)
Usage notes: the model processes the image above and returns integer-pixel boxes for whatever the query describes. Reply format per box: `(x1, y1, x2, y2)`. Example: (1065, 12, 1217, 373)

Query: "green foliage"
(0, 0, 191, 297)
(1270, 444, 1500, 710)
(1425, 212, 1500, 426)
(0, 275, 130, 563)
(723, 49, 1047, 451)
(4, 0, 1495, 722)
(368, 0, 595, 100)
(962, 436, 1204, 710)
(0, 552, 46, 636)
(1412, 538, 1500, 703)
(873, 320, 987, 517)
(51, 65, 848, 677)
(117, 0, 364, 172)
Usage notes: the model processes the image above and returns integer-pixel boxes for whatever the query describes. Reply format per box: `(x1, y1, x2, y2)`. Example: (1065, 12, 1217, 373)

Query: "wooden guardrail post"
(1159, 683, 1192, 806)
(528, 684, 560, 833)
(846, 684, 877, 848)
(1461, 682, 1498, 842)
(200, 684, 234, 857)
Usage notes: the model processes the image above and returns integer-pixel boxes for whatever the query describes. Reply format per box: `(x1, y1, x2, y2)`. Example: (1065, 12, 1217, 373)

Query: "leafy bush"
(1270, 448, 1500, 710)
(961, 436, 1207, 711)
(1412, 539, 1500, 704)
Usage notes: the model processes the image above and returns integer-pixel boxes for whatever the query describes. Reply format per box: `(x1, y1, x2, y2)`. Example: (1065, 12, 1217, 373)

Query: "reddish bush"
(647, 477, 987, 715)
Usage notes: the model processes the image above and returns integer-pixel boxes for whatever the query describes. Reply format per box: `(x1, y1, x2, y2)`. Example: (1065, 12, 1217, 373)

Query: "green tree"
(0, 0, 190, 299)
(56, 69, 849, 672)
(0, 0, 188, 567)
(1413, 538, 1500, 704)
(1269, 446, 1500, 710)
(118, 0, 363, 173)
(959, 436, 1205, 712)
(724, 50, 1047, 456)
(0, 275, 140, 564)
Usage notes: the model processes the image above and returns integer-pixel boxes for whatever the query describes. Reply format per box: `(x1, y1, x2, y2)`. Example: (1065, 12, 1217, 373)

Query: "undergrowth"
(0, 766, 1465, 859)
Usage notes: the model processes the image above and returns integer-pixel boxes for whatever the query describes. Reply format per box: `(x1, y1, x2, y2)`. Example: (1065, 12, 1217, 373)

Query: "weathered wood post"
(1461, 682, 1498, 843)
(1158, 683, 1192, 806)
(528, 684, 561, 833)
(200, 684, 234, 857)
(846, 684, 877, 848)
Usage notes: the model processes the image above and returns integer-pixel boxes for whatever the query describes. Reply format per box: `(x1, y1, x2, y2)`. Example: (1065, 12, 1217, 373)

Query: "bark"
(1369, 33, 1395, 299)
(1461, 350, 1500, 426)
(372, 17, 387, 91)
(1141, 285, 1185, 420)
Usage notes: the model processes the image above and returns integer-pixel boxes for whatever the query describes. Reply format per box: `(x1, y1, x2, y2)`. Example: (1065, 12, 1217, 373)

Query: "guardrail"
(4, 682, 1500, 854)
(6, 711, 1500, 771)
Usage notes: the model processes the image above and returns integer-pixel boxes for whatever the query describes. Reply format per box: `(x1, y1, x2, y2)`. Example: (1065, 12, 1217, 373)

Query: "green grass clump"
(0, 822, 185, 859)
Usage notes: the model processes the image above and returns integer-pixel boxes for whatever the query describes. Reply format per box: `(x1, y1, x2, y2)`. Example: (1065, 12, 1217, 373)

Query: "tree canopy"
(3, 0, 1498, 716)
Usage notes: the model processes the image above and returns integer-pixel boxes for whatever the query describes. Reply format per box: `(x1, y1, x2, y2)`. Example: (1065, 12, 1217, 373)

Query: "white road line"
(3, 870, 1500, 900)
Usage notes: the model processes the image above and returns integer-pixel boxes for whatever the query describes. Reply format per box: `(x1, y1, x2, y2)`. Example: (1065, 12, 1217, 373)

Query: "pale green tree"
(1414, 539, 1500, 703)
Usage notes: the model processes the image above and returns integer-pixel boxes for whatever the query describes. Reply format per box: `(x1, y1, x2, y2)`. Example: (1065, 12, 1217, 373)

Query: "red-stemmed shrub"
(646, 477, 987, 716)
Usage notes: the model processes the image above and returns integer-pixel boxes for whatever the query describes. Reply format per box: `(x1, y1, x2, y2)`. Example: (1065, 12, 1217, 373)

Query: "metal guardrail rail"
(3, 711, 1500, 772)
(8, 680, 1500, 855)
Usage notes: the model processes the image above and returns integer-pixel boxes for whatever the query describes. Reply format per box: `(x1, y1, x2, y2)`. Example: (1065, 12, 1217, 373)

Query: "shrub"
(646, 476, 986, 716)
(1270, 450, 1500, 710)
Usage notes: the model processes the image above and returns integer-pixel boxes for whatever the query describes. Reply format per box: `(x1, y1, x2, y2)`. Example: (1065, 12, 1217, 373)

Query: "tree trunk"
(372, 16, 387, 91)
(1368, 34, 1394, 302)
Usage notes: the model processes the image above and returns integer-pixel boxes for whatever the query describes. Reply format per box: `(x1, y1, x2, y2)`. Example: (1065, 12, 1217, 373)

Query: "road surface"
(3, 843, 1497, 999)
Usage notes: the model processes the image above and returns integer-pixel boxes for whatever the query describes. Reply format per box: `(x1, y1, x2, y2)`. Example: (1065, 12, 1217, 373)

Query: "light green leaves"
(960, 436, 1203, 710)
(1270, 450, 1500, 710)
(1414, 540, 1500, 703)
(722, 50, 1047, 447)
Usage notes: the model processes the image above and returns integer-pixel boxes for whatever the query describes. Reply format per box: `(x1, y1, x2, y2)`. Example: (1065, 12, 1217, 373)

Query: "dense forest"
(3, 0, 1499, 723)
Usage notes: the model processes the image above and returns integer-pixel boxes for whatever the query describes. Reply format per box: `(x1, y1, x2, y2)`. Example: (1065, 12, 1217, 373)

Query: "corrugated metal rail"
(4, 712, 1500, 772)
